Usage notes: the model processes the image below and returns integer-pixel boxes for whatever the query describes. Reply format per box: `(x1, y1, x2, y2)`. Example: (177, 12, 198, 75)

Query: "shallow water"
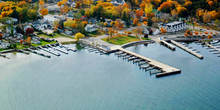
(0, 43, 219, 110)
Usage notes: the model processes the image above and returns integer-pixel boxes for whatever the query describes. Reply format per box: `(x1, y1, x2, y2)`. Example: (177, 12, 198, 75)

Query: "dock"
(160, 40, 176, 50)
(26, 49, 51, 58)
(171, 40, 203, 59)
(39, 46, 60, 56)
(18, 49, 29, 55)
(205, 42, 220, 55)
(117, 48, 181, 77)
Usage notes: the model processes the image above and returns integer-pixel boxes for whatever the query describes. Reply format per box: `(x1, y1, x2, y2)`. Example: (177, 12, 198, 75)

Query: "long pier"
(118, 48, 181, 77)
(160, 40, 176, 50)
(171, 40, 203, 59)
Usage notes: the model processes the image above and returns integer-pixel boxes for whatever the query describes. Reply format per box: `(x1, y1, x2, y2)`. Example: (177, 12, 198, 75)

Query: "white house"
(159, 21, 187, 33)
(85, 24, 98, 32)
(111, 0, 125, 6)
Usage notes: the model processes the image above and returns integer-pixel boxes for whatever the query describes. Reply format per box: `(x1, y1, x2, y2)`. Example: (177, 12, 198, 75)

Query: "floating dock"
(117, 48, 181, 77)
(205, 42, 220, 55)
(160, 40, 176, 51)
(171, 40, 203, 59)
(26, 49, 51, 58)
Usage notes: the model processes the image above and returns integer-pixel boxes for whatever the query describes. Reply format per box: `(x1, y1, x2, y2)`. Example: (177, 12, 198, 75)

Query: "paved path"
(54, 37, 77, 43)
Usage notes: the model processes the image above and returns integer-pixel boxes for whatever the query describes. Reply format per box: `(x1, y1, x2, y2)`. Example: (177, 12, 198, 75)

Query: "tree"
(160, 27, 166, 34)
(147, 18, 153, 26)
(152, 17, 158, 23)
(214, 19, 220, 27)
(40, 8, 48, 16)
(207, 35, 212, 39)
(133, 18, 138, 26)
(135, 9, 144, 19)
(177, 6, 188, 18)
(195, 31, 199, 35)
(0, 33, 3, 40)
(25, 27, 34, 45)
(27, 9, 37, 20)
(108, 28, 114, 38)
(75, 32, 85, 41)
(146, 13, 155, 19)
(203, 11, 211, 23)
(144, 3, 153, 14)
(64, 19, 75, 29)
(133, 27, 142, 39)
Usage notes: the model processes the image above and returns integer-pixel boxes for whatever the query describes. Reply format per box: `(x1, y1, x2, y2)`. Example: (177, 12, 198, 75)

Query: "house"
(71, 2, 76, 7)
(143, 27, 153, 35)
(88, 18, 97, 24)
(159, 21, 187, 33)
(47, 5, 60, 12)
(81, 16, 87, 21)
(65, 30, 73, 35)
(85, 24, 98, 32)
(111, 0, 125, 6)
(6, 18, 18, 24)
(152, 9, 161, 18)
(105, 19, 113, 26)
(43, 15, 59, 24)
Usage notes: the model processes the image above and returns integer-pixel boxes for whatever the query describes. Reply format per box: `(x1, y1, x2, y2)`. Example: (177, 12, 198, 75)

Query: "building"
(159, 21, 187, 33)
(85, 24, 98, 32)
(111, 0, 125, 6)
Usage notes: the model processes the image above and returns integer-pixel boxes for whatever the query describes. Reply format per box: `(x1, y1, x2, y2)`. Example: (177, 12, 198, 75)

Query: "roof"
(165, 21, 183, 26)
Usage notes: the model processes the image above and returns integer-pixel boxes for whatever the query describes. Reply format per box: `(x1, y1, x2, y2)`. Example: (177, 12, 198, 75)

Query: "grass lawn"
(87, 30, 105, 37)
(102, 35, 151, 45)
(0, 48, 10, 52)
(15, 40, 57, 50)
(31, 40, 57, 47)
(38, 33, 74, 39)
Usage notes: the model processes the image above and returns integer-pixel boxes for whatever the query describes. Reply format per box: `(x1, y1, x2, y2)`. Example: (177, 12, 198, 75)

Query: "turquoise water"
(0, 43, 219, 110)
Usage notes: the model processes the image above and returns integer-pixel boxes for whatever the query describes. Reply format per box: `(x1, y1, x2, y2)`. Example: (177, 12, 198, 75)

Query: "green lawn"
(0, 48, 10, 52)
(102, 35, 151, 45)
(15, 40, 57, 50)
(38, 33, 74, 39)
(87, 30, 105, 37)
(31, 40, 57, 47)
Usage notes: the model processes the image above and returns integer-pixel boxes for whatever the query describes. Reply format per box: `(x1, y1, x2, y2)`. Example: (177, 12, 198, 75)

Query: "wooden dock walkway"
(118, 48, 181, 77)
(205, 42, 220, 57)
(171, 40, 203, 59)
(160, 40, 176, 50)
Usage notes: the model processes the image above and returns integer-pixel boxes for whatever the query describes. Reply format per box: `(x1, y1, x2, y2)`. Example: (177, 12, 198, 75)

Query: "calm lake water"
(0, 43, 219, 110)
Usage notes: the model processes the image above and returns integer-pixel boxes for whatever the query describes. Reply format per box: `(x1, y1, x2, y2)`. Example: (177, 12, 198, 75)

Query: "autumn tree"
(133, 18, 138, 26)
(195, 31, 199, 35)
(135, 9, 144, 19)
(40, 8, 48, 16)
(203, 11, 211, 23)
(75, 32, 85, 41)
(25, 27, 34, 45)
(144, 3, 153, 14)
(207, 35, 212, 39)
(133, 27, 142, 39)
(160, 27, 166, 34)
(0, 33, 2, 40)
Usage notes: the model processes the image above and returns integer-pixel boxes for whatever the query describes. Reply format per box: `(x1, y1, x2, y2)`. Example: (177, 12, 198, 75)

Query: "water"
(0, 43, 219, 110)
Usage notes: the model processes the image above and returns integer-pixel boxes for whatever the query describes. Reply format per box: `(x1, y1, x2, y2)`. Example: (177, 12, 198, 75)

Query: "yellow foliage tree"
(144, 3, 153, 14)
(75, 33, 85, 41)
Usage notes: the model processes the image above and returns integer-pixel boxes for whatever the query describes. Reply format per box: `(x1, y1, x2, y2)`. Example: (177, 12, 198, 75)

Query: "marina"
(115, 48, 181, 77)
(171, 40, 203, 59)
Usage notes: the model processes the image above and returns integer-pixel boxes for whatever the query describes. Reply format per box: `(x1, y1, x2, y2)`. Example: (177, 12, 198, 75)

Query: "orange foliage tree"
(207, 35, 212, 39)
(195, 31, 199, 35)
(133, 18, 138, 26)
(160, 27, 166, 34)
(40, 8, 48, 16)
(135, 9, 144, 19)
